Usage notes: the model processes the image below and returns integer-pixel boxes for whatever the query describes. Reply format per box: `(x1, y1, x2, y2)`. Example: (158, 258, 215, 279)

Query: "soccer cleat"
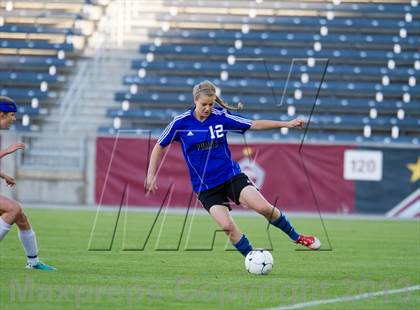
(25, 261, 57, 271)
(296, 234, 321, 250)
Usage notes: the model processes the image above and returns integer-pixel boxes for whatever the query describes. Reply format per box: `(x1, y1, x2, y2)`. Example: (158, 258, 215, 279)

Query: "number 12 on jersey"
(209, 125, 224, 139)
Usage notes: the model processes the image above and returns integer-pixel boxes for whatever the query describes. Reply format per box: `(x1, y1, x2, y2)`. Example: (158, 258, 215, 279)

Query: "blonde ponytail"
(193, 80, 245, 111)
(215, 95, 243, 111)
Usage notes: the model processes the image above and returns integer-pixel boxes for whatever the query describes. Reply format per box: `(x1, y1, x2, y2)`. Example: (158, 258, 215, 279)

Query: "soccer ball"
(245, 249, 273, 275)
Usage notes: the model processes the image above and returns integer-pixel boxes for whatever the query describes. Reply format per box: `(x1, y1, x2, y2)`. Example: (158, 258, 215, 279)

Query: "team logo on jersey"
(238, 147, 265, 188)
(196, 140, 219, 151)
(187, 131, 194, 136)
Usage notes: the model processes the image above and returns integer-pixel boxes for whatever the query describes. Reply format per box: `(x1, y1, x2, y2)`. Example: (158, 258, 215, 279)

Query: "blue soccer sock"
(233, 234, 253, 257)
(270, 212, 300, 241)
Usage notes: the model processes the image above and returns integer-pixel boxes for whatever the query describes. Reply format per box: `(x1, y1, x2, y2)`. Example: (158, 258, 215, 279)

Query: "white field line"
(266, 285, 420, 310)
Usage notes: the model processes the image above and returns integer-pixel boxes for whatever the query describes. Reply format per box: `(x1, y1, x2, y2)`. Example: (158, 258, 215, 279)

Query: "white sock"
(0, 216, 12, 241)
(19, 229, 39, 266)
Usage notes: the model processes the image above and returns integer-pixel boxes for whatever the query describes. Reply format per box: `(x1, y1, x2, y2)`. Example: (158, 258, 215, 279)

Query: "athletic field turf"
(0, 208, 419, 309)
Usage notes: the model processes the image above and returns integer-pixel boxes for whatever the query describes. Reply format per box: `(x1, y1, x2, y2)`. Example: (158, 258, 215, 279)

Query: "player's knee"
(16, 210, 29, 225)
(10, 202, 24, 219)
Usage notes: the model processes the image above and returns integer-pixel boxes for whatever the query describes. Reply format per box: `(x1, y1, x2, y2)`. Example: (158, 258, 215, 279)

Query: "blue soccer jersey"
(157, 107, 252, 193)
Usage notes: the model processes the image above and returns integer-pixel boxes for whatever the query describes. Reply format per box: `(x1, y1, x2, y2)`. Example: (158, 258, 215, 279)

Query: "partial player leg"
(0, 194, 56, 270)
(209, 205, 253, 256)
(14, 211, 39, 265)
(0, 194, 23, 241)
(14, 211, 56, 270)
(239, 186, 321, 250)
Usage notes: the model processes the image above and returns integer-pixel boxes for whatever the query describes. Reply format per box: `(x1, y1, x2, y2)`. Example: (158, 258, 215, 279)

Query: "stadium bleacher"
(0, 0, 109, 131)
(104, 0, 420, 144)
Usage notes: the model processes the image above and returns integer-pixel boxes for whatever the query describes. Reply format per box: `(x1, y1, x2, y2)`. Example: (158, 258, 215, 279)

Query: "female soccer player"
(0, 96, 56, 270)
(145, 81, 320, 257)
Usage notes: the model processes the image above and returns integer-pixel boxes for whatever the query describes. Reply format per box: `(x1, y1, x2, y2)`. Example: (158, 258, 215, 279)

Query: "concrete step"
(40, 122, 109, 134)
(59, 116, 106, 125)
(85, 61, 134, 69)
(130, 20, 161, 28)
(99, 46, 141, 55)
(67, 122, 111, 133)
(79, 98, 115, 108)
(79, 88, 122, 97)
(81, 81, 124, 89)
(40, 122, 62, 132)
(79, 98, 116, 105)
(82, 91, 120, 99)
(115, 38, 149, 48)
(78, 108, 107, 116)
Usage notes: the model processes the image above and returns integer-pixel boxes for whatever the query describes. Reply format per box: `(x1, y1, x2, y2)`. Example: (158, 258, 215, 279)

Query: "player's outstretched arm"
(0, 142, 26, 159)
(145, 144, 165, 195)
(250, 118, 305, 130)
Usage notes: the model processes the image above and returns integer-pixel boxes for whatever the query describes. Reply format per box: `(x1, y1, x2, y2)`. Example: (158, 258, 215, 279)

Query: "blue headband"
(0, 101, 17, 113)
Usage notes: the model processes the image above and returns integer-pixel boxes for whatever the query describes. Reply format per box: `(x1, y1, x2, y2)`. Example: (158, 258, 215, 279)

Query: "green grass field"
(0, 208, 419, 310)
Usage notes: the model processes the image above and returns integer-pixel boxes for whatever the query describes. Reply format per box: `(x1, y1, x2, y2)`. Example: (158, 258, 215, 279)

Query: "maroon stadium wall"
(95, 136, 356, 214)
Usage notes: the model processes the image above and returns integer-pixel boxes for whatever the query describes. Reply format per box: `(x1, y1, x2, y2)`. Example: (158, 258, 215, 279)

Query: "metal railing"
(58, 60, 90, 134)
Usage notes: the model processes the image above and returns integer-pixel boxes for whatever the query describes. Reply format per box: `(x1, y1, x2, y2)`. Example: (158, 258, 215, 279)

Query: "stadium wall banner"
(354, 146, 420, 217)
(95, 137, 419, 216)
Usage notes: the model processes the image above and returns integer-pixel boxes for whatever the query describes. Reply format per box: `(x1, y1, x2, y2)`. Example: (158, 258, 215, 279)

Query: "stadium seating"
(106, 0, 419, 143)
(0, 0, 109, 131)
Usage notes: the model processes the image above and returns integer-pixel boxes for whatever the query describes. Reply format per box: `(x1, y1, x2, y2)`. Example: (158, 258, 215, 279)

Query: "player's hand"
(144, 175, 158, 195)
(3, 174, 16, 187)
(4, 143, 26, 155)
(287, 118, 305, 129)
